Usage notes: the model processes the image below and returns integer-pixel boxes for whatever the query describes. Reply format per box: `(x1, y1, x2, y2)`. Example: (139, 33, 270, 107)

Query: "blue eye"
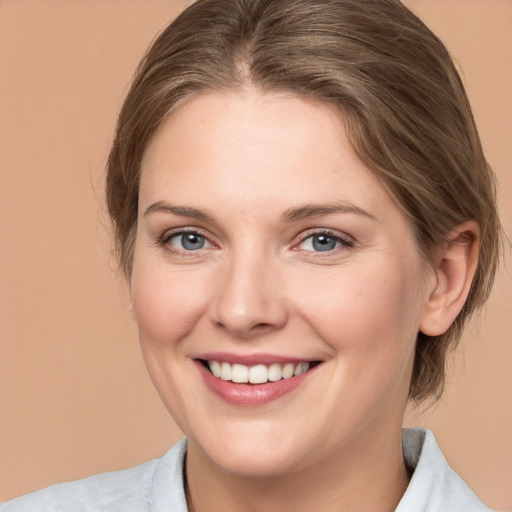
(299, 233, 349, 252)
(169, 232, 209, 251)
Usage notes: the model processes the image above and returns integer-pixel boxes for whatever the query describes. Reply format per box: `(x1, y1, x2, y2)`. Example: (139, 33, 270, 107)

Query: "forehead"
(141, 90, 348, 176)
(138, 90, 404, 229)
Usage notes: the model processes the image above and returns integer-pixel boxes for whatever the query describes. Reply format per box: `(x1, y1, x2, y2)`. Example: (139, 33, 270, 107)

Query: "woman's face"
(131, 90, 435, 477)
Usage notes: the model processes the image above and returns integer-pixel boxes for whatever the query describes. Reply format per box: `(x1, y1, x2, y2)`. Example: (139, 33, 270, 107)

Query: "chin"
(188, 421, 316, 479)
(205, 444, 302, 479)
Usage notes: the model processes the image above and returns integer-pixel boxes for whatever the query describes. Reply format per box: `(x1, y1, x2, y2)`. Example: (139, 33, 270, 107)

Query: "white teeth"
(231, 364, 249, 383)
(294, 362, 310, 376)
(249, 365, 268, 384)
(267, 363, 282, 382)
(282, 363, 295, 379)
(207, 360, 313, 384)
(220, 362, 232, 381)
(209, 360, 221, 378)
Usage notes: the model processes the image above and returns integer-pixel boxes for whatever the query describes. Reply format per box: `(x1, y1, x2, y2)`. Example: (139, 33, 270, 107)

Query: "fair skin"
(130, 90, 478, 512)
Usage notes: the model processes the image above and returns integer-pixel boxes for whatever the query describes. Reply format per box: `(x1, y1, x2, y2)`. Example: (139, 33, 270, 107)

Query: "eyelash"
(294, 229, 354, 255)
(157, 228, 354, 256)
(157, 228, 215, 256)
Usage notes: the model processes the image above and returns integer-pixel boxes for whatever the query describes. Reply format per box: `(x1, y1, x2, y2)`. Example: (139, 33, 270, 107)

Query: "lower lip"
(195, 361, 318, 407)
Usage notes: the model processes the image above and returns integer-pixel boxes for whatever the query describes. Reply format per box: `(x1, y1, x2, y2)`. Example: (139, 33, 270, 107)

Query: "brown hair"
(106, 0, 501, 402)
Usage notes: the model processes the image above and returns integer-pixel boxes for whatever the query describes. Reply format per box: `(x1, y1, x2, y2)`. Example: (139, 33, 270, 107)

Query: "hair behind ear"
(411, 222, 480, 402)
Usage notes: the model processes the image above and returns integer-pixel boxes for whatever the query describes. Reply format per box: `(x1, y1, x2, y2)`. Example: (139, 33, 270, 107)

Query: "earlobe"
(419, 221, 479, 336)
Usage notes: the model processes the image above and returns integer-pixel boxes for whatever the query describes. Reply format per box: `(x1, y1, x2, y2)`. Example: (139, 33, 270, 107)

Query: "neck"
(185, 423, 410, 512)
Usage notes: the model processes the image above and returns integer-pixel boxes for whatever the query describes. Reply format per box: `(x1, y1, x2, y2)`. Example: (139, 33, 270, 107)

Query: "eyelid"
(158, 226, 218, 252)
(170, 232, 212, 249)
(155, 226, 354, 255)
(293, 228, 355, 252)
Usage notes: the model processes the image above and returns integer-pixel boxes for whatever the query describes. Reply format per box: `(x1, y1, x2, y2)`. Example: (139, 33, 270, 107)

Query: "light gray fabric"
(0, 440, 188, 512)
(1, 428, 494, 511)
(396, 429, 494, 511)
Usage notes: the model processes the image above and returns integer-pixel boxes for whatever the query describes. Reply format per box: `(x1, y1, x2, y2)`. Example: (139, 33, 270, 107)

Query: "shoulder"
(0, 439, 188, 512)
(397, 428, 496, 512)
(0, 459, 159, 512)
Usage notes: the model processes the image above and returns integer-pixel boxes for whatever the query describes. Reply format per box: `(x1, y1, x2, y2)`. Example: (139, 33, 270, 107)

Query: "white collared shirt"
(1, 428, 494, 511)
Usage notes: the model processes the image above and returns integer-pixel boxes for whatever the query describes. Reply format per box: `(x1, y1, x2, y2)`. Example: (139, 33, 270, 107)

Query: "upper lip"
(194, 352, 319, 366)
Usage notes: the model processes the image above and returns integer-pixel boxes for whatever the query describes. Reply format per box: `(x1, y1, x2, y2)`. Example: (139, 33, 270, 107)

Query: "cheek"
(292, 260, 424, 356)
(131, 262, 211, 348)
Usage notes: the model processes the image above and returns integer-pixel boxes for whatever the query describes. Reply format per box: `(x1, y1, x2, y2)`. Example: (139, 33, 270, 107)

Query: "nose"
(210, 250, 289, 339)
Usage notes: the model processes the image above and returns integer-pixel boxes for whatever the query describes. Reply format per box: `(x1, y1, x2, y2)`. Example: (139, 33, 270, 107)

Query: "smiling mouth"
(198, 359, 321, 385)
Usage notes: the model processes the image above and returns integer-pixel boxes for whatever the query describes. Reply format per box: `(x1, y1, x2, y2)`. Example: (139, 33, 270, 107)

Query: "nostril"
(210, 287, 289, 337)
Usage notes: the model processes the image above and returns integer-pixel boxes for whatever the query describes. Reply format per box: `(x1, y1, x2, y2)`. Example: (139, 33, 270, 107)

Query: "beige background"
(0, 1, 511, 508)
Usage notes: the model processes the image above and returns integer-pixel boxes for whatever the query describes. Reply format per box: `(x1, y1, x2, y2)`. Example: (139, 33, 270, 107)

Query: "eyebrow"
(143, 201, 214, 223)
(280, 202, 377, 223)
(143, 200, 377, 224)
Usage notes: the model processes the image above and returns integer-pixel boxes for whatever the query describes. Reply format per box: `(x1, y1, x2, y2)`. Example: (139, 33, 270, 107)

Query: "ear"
(420, 221, 479, 336)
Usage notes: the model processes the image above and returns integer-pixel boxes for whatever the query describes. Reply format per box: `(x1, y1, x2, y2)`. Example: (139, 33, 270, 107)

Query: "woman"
(2, 0, 503, 510)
